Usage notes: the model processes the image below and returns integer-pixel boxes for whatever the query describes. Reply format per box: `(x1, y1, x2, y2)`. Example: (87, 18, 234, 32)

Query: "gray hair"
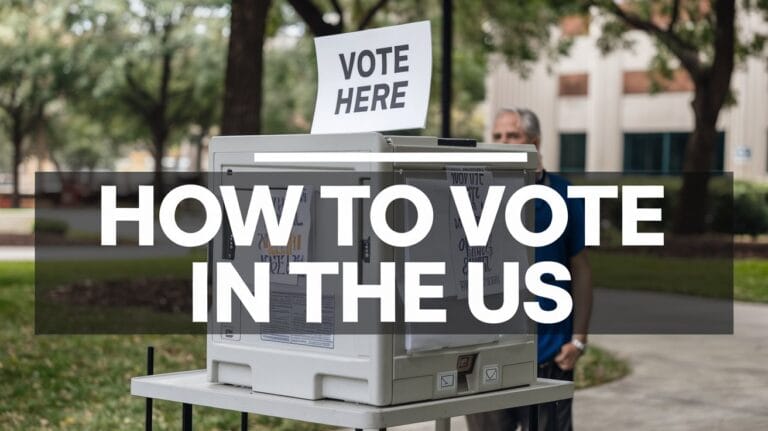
(496, 108, 541, 144)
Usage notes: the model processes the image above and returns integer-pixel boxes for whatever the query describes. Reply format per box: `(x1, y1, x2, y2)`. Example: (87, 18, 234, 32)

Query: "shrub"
(568, 174, 768, 236)
(34, 218, 68, 236)
(713, 182, 768, 237)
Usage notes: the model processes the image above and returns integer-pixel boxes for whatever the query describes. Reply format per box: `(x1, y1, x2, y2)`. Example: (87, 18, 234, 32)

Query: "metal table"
(131, 370, 573, 430)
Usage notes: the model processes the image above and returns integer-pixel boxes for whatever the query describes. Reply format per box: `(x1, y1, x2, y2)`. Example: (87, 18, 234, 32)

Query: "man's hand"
(554, 342, 582, 371)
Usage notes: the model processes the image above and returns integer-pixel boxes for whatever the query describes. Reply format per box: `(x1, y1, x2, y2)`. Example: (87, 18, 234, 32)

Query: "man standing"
(466, 108, 593, 431)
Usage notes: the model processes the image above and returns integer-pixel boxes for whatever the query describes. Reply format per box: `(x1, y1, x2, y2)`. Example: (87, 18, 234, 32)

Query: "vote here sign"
(311, 21, 432, 134)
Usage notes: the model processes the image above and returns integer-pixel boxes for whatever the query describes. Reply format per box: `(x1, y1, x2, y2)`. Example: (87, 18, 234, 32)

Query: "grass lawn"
(591, 251, 768, 302)
(574, 345, 630, 390)
(2, 259, 630, 430)
(733, 259, 768, 302)
(0, 261, 325, 431)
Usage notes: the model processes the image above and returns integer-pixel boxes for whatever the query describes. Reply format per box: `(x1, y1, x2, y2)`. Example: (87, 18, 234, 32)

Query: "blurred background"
(1, 0, 767, 430)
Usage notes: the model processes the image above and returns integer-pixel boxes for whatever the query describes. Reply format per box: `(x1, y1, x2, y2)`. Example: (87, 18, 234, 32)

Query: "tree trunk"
(195, 125, 209, 173)
(11, 134, 22, 208)
(221, 0, 272, 135)
(673, 86, 719, 234)
(153, 129, 167, 197)
(11, 112, 23, 208)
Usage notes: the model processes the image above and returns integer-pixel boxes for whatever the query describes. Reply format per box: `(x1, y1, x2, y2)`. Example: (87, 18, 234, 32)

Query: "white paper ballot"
(311, 21, 432, 134)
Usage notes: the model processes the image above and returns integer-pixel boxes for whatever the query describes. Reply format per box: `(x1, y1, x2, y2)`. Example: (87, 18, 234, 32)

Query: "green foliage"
(0, 1, 77, 173)
(712, 181, 768, 237)
(476, 0, 767, 100)
(731, 192, 768, 237)
(70, 0, 228, 164)
(0, 1, 230, 178)
(43, 108, 115, 171)
(571, 175, 768, 236)
(0, 137, 9, 172)
(262, 37, 318, 133)
(469, 0, 582, 76)
(574, 345, 630, 390)
(33, 218, 68, 235)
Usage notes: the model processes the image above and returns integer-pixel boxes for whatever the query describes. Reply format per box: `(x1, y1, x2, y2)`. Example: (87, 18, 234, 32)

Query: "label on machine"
(261, 292, 335, 349)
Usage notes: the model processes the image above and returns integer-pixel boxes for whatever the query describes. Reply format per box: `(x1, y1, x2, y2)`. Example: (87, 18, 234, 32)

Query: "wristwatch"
(571, 338, 587, 353)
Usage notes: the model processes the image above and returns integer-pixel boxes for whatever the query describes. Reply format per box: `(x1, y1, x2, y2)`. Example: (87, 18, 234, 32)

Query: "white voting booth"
(206, 133, 539, 406)
(131, 22, 574, 431)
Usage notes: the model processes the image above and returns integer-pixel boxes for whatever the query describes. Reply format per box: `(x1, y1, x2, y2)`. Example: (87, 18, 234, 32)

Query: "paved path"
(0, 209, 33, 234)
(573, 301, 768, 430)
(366, 301, 768, 431)
(0, 246, 33, 261)
(0, 246, 193, 261)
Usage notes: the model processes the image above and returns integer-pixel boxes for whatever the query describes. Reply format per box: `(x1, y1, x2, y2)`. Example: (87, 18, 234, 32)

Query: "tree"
(43, 109, 115, 202)
(593, 0, 747, 234)
(286, 0, 391, 35)
(477, 0, 767, 234)
(0, 2, 72, 207)
(262, 37, 318, 133)
(174, 5, 227, 172)
(221, 0, 393, 135)
(221, 0, 272, 135)
(87, 0, 227, 191)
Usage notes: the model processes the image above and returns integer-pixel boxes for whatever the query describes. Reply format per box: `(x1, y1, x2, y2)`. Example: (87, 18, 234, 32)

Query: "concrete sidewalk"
(573, 301, 768, 430)
(0, 246, 33, 261)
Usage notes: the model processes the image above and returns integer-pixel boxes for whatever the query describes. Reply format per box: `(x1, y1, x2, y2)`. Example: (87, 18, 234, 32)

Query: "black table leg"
(146, 346, 154, 431)
(241, 412, 248, 431)
(182, 403, 192, 431)
(529, 403, 539, 431)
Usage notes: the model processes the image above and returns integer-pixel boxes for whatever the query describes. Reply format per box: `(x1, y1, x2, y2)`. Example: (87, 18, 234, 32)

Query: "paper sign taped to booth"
(311, 21, 432, 134)
(446, 167, 502, 299)
(255, 187, 313, 285)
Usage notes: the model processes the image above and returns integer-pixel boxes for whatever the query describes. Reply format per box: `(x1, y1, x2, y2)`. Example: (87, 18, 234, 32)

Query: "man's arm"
(554, 249, 593, 371)
(570, 249, 593, 341)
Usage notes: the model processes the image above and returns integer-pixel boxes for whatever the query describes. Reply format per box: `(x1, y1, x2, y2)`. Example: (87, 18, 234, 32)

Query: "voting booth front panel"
(206, 133, 538, 406)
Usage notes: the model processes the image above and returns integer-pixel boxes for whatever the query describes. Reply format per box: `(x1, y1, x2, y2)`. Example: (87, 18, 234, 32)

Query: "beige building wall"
(485, 8, 768, 182)
(485, 57, 560, 170)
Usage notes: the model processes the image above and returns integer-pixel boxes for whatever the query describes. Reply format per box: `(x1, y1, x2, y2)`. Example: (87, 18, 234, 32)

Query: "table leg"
(529, 403, 539, 431)
(435, 417, 450, 431)
(182, 403, 192, 431)
(146, 346, 154, 431)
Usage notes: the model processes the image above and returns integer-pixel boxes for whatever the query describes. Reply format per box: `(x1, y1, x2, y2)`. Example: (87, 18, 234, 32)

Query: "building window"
(559, 133, 587, 172)
(623, 69, 694, 94)
(559, 15, 589, 37)
(559, 74, 588, 96)
(623, 132, 725, 173)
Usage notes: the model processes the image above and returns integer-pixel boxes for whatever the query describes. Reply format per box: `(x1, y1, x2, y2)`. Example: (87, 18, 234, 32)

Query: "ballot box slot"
(437, 138, 476, 147)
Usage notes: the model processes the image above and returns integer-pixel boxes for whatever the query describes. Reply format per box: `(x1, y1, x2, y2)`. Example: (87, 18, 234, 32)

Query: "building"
(485, 10, 768, 182)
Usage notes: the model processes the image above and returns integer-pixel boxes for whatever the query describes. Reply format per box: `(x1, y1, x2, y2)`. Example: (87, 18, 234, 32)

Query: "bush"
(712, 182, 768, 237)
(568, 174, 768, 236)
(34, 218, 69, 236)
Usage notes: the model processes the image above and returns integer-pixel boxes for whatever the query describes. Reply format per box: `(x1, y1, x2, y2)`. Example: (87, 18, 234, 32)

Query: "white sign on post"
(311, 21, 432, 134)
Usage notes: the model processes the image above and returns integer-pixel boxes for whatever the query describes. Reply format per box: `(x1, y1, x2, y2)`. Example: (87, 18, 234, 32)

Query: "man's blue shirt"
(534, 171, 586, 363)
